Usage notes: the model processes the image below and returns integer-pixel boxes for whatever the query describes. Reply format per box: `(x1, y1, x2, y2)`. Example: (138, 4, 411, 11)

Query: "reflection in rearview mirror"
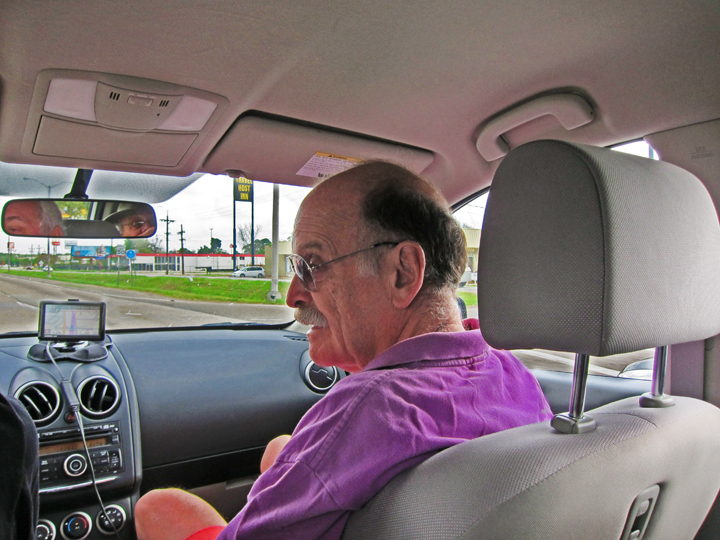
(1, 198, 157, 238)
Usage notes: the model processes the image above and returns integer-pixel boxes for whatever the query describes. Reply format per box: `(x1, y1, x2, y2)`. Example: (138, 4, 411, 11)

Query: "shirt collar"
(362, 318, 490, 371)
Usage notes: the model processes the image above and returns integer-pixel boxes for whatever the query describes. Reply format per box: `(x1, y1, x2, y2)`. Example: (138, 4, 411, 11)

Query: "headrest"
(477, 140, 720, 356)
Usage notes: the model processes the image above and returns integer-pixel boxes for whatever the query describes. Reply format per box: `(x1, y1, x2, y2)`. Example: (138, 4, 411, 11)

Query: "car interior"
(0, 1, 719, 539)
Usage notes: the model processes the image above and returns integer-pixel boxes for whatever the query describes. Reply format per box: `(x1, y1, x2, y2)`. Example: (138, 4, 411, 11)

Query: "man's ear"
(387, 242, 425, 309)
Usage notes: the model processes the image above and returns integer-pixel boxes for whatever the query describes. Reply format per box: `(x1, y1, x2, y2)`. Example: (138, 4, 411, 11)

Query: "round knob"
(63, 454, 87, 477)
(60, 512, 92, 540)
(96, 505, 127, 535)
(37, 519, 56, 540)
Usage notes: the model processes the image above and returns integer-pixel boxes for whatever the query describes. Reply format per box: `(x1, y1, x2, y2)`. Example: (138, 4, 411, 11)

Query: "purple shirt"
(218, 321, 552, 540)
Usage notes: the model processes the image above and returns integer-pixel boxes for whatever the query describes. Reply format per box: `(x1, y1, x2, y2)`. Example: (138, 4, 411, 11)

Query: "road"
(0, 273, 295, 333)
(0, 274, 649, 376)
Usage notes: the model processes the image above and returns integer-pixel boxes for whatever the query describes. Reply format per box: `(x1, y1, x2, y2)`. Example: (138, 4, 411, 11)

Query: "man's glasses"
(289, 241, 400, 291)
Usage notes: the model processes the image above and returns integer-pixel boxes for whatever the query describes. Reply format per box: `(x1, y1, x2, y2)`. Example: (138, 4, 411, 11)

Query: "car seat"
(342, 140, 720, 540)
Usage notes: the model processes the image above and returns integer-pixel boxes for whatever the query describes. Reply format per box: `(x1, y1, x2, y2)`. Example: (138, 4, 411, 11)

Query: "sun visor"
(21, 70, 227, 175)
(202, 115, 435, 184)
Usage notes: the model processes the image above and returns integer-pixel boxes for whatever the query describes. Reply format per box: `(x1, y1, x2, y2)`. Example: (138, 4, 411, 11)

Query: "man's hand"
(260, 435, 291, 473)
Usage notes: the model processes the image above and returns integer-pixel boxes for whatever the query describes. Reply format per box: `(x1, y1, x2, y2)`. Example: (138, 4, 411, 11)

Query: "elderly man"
(2, 200, 65, 237)
(134, 162, 552, 540)
(105, 204, 157, 237)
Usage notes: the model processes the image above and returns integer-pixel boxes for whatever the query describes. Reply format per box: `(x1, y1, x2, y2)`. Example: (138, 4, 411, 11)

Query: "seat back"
(344, 141, 720, 540)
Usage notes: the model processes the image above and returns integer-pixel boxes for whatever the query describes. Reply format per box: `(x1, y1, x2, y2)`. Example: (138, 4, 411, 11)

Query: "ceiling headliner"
(0, 0, 718, 204)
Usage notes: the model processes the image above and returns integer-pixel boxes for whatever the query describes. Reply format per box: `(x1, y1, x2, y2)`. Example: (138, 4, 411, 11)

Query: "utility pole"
(179, 225, 186, 275)
(268, 183, 281, 300)
(232, 197, 237, 271)
(160, 213, 175, 275)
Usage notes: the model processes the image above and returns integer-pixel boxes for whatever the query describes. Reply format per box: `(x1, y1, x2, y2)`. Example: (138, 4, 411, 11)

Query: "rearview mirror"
(1, 199, 157, 238)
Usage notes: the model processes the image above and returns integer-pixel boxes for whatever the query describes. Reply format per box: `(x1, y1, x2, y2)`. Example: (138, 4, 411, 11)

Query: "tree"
(124, 239, 161, 253)
(148, 236, 164, 253)
(237, 223, 262, 252)
(57, 201, 91, 219)
(210, 237, 222, 253)
(242, 238, 271, 254)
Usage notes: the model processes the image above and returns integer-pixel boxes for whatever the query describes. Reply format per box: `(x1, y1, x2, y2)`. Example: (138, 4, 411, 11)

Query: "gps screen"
(39, 301, 106, 341)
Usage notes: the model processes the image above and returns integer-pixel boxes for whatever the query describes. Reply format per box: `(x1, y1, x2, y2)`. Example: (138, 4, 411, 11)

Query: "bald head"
(307, 161, 467, 292)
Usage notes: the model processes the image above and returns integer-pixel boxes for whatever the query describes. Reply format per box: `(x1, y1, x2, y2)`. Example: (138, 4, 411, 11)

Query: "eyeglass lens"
(290, 256, 316, 291)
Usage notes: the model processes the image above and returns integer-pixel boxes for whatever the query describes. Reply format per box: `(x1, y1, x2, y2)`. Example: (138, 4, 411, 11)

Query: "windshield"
(0, 163, 311, 333)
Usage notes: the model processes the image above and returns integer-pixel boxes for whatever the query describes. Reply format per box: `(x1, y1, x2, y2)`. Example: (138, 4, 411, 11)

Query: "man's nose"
(286, 274, 311, 308)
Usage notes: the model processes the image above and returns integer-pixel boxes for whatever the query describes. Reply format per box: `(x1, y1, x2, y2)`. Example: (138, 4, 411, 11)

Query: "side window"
(453, 141, 656, 379)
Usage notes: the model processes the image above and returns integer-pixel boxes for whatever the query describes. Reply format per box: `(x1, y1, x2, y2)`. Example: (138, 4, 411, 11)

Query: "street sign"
(7, 242, 14, 250)
(116, 246, 126, 256)
(126, 250, 136, 259)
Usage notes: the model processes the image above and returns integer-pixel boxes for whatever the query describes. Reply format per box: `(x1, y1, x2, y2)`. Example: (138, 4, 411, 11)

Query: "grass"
(457, 290, 478, 308)
(5, 269, 478, 307)
(6, 269, 290, 304)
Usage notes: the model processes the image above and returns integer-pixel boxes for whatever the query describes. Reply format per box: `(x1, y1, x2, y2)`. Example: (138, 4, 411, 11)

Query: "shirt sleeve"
(217, 460, 349, 540)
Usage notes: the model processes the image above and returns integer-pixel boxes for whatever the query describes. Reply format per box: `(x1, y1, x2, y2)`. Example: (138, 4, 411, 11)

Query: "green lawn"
(6, 269, 478, 307)
(457, 291, 478, 308)
(7, 270, 290, 304)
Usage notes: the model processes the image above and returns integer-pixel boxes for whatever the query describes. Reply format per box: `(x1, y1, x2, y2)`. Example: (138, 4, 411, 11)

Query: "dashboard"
(0, 324, 650, 539)
(0, 325, 338, 540)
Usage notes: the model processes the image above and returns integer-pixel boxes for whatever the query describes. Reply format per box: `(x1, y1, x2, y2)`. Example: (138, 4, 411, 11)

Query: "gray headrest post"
(550, 354, 597, 434)
(639, 346, 675, 408)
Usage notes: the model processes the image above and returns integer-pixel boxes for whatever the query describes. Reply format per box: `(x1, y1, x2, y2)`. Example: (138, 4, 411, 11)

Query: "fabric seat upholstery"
(343, 140, 720, 540)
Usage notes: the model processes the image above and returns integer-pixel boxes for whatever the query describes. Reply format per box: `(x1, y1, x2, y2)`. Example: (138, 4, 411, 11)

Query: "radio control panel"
(38, 423, 123, 486)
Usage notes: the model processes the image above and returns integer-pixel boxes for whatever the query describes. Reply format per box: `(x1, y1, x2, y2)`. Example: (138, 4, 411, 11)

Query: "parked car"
(232, 266, 265, 278)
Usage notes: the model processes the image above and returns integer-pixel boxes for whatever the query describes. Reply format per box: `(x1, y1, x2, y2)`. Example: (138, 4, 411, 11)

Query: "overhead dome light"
(159, 95, 217, 131)
(44, 79, 98, 122)
(42, 77, 217, 132)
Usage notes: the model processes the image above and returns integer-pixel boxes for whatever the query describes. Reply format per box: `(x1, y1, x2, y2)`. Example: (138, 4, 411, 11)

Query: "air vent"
(77, 376, 120, 418)
(109, 91, 120, 101)
(14, 381, 61, 426)
(284, 335, 308, 342)
(304, 362, 338, 392)
(159, 100, 170, 107)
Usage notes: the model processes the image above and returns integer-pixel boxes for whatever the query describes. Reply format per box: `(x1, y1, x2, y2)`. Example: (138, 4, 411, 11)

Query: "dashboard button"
(60, 512, 92, 540)
(63, 454, 87, 477)
(37, 519, 56, 540)
(96, 505, 126, 535)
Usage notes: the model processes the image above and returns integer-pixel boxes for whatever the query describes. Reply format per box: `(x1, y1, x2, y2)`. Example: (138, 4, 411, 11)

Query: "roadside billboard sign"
(71, 246, 108, 258)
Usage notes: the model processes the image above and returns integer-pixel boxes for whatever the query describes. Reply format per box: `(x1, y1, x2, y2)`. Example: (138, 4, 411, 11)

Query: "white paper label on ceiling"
(296, 152, 362, 179)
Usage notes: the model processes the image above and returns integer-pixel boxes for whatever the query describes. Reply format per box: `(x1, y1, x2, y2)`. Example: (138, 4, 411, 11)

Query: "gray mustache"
(295, 306, 329, 327)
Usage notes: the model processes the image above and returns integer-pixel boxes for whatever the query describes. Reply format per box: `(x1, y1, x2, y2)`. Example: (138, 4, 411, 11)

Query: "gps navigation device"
(38, 301, 106, 341)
